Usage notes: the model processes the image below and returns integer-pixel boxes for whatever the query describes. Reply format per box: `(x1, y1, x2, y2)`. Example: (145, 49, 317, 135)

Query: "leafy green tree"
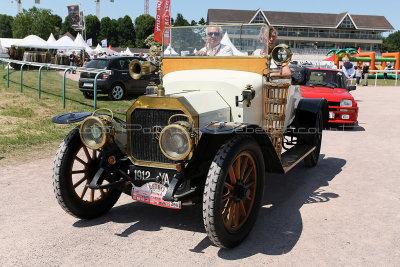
(382, 31, 400, 52)
(144, 33, 161, 49)
(12, 7, 61, 39)
(85, 15, 100, 46)
(0, 14, 14, 38)
(173, 13, 190, 26)
(134, 14, 155, 48)
(198, 18, 206, 25)
(48, 14, 62, 38)
(61, 16, 77, 37)
(98, 17, 114, 46)
(190, 20, 197, 26)
(117, 15, 135, 47)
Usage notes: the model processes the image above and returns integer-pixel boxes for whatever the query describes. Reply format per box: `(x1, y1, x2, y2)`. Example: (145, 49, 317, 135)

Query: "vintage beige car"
(52, 24, 328, 248)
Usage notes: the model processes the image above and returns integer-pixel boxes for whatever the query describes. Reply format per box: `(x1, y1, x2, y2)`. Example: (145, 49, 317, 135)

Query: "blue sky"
(1, 0, 399, 32)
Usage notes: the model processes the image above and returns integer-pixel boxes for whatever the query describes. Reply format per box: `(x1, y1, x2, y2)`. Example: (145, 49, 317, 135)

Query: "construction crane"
(144, 0, 149, 15)
(11, 0, 40, 14)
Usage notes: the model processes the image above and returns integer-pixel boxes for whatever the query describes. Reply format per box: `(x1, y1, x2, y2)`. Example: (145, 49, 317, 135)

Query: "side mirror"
(348, 85, 356, 91)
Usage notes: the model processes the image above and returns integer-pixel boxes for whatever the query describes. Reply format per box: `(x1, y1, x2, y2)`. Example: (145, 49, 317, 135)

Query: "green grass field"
(0, 66, 135, 161)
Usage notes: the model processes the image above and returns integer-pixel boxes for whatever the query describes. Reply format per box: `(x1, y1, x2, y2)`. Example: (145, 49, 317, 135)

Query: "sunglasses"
(207, 32, 220, 37)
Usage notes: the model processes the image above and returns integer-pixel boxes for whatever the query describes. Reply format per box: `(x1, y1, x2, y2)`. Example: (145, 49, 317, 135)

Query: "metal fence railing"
(0, 59, 112, 110)
(368, 70, 400, 87)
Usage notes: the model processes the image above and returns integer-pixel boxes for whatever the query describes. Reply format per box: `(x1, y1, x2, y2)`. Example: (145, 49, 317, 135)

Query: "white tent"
(0, 38, 22, 48)
(164, 45, 178, 56)
(0, 40, 3, 53)
(120, 48, 134, 56)
(74, 33, 93, 53)
(47, 33, 56, 43)
(48, 36, 84, 50)
(93, 43, 118, 55)
(13, 35, 49, 49)
(221, 32, 246, 56)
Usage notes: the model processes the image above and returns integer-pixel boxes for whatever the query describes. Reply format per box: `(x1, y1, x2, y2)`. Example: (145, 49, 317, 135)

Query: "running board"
(281, 145, 316, 173)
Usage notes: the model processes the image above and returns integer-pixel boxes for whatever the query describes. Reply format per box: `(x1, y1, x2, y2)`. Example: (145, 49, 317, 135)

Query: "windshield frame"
(161, 23, 270, 59)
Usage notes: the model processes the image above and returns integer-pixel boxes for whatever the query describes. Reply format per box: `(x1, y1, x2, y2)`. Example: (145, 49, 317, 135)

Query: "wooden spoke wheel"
(203, 136, 265, 248)
(222, 152, 257, 232)
(52, 127, 121, 219)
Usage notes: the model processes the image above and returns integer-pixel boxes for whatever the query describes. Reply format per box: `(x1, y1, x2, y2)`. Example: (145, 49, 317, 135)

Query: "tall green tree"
(173, 13, 190, 26)
(48, 14, 62, 38)
(117, 15, 135, 47)
(61, 16, 77, 37)
(0, 14, 14, 38)
(134, 14, 155, 48)
(12, 7, 61, 39)
(85, 15, 100, 46)
(98, 17, 118, 47)
(382, 31, 400, 52)
(198, 18, 206, 25)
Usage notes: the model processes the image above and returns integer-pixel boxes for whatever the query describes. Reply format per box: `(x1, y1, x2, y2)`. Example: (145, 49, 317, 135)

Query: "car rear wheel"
(108, 84, 125, 100)
(203, 135, 265, 248)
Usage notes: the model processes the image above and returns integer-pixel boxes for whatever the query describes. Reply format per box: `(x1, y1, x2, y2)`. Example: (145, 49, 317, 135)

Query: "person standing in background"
(355, 66, 362, 85)
(363, 63, 369, 86)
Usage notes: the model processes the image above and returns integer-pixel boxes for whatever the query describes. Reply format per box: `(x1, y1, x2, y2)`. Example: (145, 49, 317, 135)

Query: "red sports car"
(299, 68, 358, 125)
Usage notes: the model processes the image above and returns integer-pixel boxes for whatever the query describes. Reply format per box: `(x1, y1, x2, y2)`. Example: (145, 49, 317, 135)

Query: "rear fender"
(293, 98, 329, 129)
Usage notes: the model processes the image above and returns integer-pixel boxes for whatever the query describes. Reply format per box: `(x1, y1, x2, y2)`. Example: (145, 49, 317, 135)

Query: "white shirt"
(199, 44, 233, 56)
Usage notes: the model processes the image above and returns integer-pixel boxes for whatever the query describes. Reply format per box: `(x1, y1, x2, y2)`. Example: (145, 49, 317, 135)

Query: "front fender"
(293, 98, 329, 129)
(52, 112, 92, 124)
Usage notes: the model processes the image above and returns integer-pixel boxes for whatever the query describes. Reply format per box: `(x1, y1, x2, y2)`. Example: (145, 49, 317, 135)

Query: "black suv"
(79, 56, 158, 100)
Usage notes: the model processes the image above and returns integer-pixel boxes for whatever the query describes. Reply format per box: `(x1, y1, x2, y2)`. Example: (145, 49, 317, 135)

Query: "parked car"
(79, 56, 159, 100)
(299, 68, 359, 125)
(52, 24, 328, 248)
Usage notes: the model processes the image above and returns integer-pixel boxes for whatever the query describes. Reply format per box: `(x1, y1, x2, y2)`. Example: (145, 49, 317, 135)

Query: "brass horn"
(129, 60, 158, 80)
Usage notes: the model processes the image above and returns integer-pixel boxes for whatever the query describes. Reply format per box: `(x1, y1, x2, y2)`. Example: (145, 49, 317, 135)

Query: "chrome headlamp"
(80, 109, 115, 150)
(159, 114, 195, 161)
(340, 99, 353, 107)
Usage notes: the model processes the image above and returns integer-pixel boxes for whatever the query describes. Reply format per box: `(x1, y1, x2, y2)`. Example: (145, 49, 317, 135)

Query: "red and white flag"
(154, 0, 171, 44)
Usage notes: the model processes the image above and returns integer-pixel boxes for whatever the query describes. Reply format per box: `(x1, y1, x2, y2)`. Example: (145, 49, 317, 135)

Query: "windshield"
(162, 24, 269, 57)
(85, 59, 109, 69)
(307, 70, 345, 88)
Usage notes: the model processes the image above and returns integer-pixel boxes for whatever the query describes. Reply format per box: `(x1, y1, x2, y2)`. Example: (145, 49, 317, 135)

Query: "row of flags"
(68, 1, 171, 45)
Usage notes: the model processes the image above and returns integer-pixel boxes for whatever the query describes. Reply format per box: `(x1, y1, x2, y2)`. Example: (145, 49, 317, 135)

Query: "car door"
(114, 58, 132, 90)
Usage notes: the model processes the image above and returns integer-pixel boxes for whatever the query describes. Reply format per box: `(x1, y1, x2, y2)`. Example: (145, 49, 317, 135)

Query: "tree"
(173, 13, 189, 26)
(12, 7, 61, 39)
(48, 14, 62, 38)
(144, 33, 161, 49)
(117, 15, 135, 47)
(134, 14, 155, 48)
(382, 31, 400, 52)
(190, 20, 197, 26)
(98, 17, 117, 46)
(0, 14, 14, 38)
(61, 16, 77, 37)
(85, 15, 100, 46)
(198, 18, 206, 25)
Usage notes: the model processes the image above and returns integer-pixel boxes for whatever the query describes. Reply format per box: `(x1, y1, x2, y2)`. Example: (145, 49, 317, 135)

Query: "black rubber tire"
(82, 92, 94, 99)
(52, 127, 121, 219)
(108, 84, 125, 100)
(202, 135, 265, 248)
(303, 112, 323, 168)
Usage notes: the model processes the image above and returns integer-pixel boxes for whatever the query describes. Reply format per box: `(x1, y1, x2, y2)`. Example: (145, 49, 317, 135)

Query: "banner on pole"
(67, 5, 80, 29)
(87, 38, 92, 47)
(101, 39, 107, 47)
(154, 0, 171, 44)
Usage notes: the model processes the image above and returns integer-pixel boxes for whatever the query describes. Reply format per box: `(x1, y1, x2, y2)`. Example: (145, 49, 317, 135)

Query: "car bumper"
(78, 78, 109, 94)
(328, 106, 358, 124)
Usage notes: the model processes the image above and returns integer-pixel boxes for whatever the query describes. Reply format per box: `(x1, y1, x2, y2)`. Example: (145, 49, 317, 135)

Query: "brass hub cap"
(221, 152, 257, 232)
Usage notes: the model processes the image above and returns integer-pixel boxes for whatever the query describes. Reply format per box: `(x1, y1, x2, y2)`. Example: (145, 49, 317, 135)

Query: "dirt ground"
(0, 86, 399, 266)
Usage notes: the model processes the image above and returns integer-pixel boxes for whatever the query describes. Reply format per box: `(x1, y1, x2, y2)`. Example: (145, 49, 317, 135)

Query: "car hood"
(300, 86, 353, 101)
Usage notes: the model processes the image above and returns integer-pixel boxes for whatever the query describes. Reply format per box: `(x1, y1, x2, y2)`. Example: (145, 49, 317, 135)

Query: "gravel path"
(0, 86, 399, 266)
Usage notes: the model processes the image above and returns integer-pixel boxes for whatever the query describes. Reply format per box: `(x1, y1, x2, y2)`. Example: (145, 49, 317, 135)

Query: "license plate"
(342, 114, 350, 120)
(329, 112, 335, 119)
(132, 182, 181, 209)
(83, 82, 93, 88)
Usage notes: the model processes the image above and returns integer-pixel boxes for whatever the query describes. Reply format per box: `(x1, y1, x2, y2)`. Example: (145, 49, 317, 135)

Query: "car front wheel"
(108, 84, 125, 100)
(203, 135, 265, 248)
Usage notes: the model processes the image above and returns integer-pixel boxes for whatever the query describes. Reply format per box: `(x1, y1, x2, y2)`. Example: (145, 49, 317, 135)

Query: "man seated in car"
(195, 26, 233, 56)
